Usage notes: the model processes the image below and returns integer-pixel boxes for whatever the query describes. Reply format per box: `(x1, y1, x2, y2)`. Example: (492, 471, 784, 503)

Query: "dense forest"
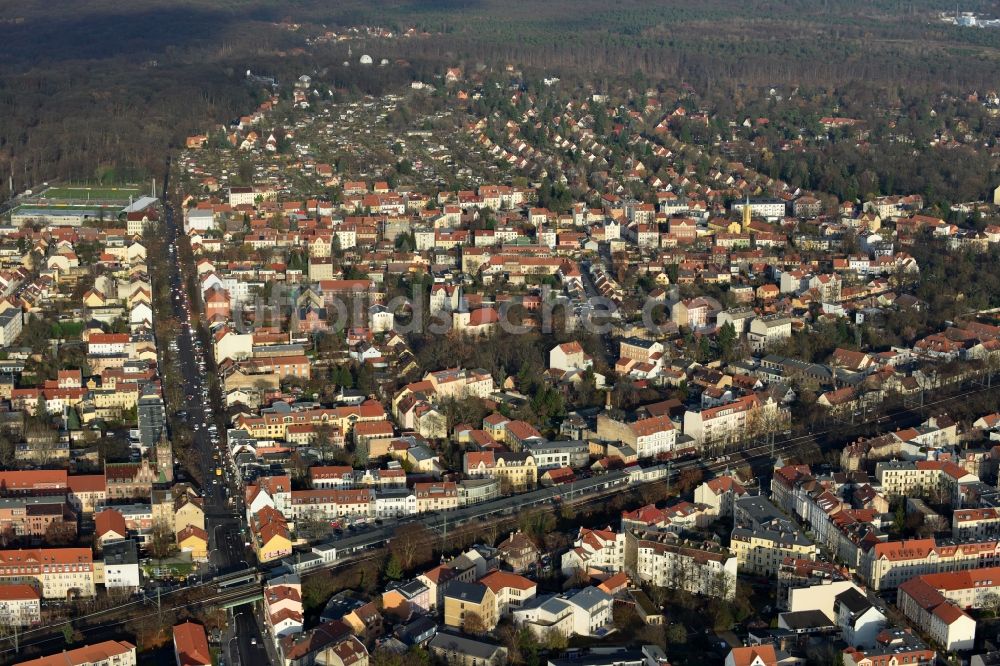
(2, 0, 1000, 193)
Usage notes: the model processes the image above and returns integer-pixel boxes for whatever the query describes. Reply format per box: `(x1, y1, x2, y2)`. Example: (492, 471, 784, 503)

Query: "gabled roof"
(479, 569, 536, 593)
(173, 621, 211, 666)
(15, 640, 136, 666)
(728, 645, 777, 666)
(94, 508, 127, 539)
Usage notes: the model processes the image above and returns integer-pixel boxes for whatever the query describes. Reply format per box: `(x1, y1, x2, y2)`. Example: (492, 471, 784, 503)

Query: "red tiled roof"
(94, 509, 127, 539)
(16, 640, 135, 666)
(173, 621, 211, 666)
(0, 584, 39, 601)
(479, 569, 536, 592)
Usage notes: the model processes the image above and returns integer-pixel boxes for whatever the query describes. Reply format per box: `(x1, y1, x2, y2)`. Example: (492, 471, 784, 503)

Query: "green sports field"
(42, 185, 141, 201)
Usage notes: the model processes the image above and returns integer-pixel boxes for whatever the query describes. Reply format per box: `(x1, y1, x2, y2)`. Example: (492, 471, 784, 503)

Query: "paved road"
(227, 608, 269, 666)
(159, 162, 269, 665)
(159, 160, 248, 574)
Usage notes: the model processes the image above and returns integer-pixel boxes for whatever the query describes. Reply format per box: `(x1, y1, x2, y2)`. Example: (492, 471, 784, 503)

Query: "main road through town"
(159, 160, 269, 664)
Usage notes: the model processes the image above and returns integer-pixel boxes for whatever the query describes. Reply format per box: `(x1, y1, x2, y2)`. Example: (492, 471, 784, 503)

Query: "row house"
(772, 468, 883, 569)
(234, 401, 387, 440)
(309, 466, 406, 490)
(286, 489, 374, 522)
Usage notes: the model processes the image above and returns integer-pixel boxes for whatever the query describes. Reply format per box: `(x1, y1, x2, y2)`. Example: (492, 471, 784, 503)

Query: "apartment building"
(748, 316, 794, 353)
(0, 548, 95, 599)
(252, 506, 292, 564)
(0, 308, 22, 347)
(549, 341, 593, 373)
(264, 574, 304, 639)
(14, 640, 136, 666)
(624, 530, 737, 600)
(424, 367, 494, 400)
(172, 622, 211, 666)
(875, 460, 977, 502)
(560, 527, 625, 577)
(897, 571, 982, 651)
(595, 414, 677, 459)
(733, 198, 787, 220)
(286, 489, 373, 521)
(382, 580, 432, 620)
(618, 338, 664, 364)
(860, 538, 1000, 590)
(521, 440, 589, 470)
(952, 507, 1000, 539)
(309, 466, 406, 490)
(842, 628, 935, 666)
(0, 496, 77, 541)
(502, 421, 544, 451)
(694, 476, 748, 518)
(0, 584, 40, 625)
(512, 586, 613, 640)
(443, 582, 498, 632)
(683, 394, 783, 448)
(413, 482, 459, 513)
(463, 451, 538, 491)
(66, 475, 107, 514)
(731, 496, 817, 576)
(478, 570, 537, 617)
(0, 470, 69, 495)
(731, 526, 817, 577)
(372, 489, 417, 519)
(233, 402, 386, 440)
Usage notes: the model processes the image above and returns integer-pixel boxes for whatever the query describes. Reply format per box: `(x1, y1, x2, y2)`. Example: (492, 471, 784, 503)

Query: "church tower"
(741, 195, 752, 233)
(154, 434, 174, 484)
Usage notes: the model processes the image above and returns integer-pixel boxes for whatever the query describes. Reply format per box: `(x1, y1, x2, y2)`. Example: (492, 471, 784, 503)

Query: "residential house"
(173, 621, 211, 666)
(427, 632, 507, 666)
(443, 582, 497, 633)
(497, 531, 540, 573)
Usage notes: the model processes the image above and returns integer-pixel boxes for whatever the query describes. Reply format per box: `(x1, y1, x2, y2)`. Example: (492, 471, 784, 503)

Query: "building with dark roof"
(428, 630, 507, 666)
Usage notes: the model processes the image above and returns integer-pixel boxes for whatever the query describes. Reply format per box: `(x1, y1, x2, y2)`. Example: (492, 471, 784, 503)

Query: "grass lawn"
(43, 185, 141, 201)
